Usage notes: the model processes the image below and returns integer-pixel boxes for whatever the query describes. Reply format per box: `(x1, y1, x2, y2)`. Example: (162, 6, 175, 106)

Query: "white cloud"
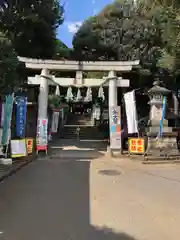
(67, 22, 82, 34)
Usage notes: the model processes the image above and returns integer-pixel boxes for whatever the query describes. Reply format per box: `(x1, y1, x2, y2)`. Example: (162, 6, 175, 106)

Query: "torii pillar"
(38, 69, 50, 120)
(105, 71, 123, 154)
(108, 71, 118, 106)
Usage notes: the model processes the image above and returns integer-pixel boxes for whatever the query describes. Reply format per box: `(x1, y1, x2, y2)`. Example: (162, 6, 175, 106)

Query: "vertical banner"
(124, 90, 138, 134)
(36, 118, 48, 151)
(0, 97, 2, 127)
(1, 102, 5, 127)
(26, 138, 34, 154)
(16, 96, 27, 137)
(51, 109, 60, 134)
(1, 94, 14, 145)
(109, 106, 121, 149)
(159, 96, 166, 138)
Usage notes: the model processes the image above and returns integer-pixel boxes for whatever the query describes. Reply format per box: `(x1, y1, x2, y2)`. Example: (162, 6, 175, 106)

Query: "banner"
(36, 118, 48, 151)
(1, 94, 14, 145)
(109, 106, 121, 149)
(1, 102, 4, 127)
(16, 96, 27, 137)
(158, 96, 166, 138)
(128, 138, 145, 154)
(124, 90, 138, 134)
(51, 109, 60, 134)
(11, 139, 27, 158)
(26, 138, 34, 154)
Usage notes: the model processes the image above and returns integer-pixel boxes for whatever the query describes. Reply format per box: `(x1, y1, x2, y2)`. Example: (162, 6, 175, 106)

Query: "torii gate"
(18, 57, 139, 151)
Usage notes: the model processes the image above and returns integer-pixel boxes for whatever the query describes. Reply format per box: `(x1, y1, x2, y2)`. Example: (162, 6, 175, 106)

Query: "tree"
(0, 32, 25, 94)
(0, 0, 64, 58)
(53, 39, 72, 59)
(72, 0, 180, 87)
(73, 1, 163, 75)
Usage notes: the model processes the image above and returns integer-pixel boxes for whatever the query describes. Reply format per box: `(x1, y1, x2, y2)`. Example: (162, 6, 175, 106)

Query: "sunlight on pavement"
(89, 158, 180, 240)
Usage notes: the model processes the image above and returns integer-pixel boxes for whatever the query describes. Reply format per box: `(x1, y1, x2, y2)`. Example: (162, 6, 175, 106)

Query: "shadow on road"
(0, 148, 137, 240)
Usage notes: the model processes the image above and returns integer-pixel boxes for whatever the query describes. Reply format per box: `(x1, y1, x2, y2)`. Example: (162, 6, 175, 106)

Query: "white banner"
(109, 106, 121, 150)
(36, 118, 48, 151)
(51, 110, 60, 133)
(124, 90, 138, 134)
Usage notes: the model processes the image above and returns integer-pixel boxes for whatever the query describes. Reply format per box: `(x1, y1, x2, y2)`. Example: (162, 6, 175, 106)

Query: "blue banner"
(16, 96, 27, 137)
(159, 96, 166, 138)
(1, 94, 14, 145)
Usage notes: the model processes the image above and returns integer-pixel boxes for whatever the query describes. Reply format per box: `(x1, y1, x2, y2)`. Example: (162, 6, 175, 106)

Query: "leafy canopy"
(0, 0, 64, 58)
(0, 32, 25, 94)
(73, 0, 180, 77)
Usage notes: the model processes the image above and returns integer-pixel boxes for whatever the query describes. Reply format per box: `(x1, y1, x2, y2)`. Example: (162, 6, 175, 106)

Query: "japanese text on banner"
(36, 118, 48, 151)
(16, 96, 27, 137)
(128, 138, 145, 154)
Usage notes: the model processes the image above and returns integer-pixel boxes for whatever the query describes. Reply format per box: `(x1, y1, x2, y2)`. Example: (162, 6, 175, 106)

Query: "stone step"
(61, 126, 104, 140)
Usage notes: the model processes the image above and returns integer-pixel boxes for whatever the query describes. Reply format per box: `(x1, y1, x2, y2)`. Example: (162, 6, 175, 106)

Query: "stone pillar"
(106, 71, 122, 155)
(75, 71, 83, 86)
(38, 69, 49, 119)
(108, 71, 117, 107)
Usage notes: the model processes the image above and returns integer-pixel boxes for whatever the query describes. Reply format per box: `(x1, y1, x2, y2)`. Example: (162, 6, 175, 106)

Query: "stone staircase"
(60, 113, 105, 140)
(65, 113, 92, 126)
(61, 125, 105, 140)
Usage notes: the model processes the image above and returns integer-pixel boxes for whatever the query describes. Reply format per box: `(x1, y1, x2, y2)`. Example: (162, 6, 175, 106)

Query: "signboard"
(128, 138, 145, 154)
(26, 138, 34, 154)
(51, 109, 60, 134)
(16, 96, 27, 137)
(1, 94, 14, 145)
(109, 106, 121, 150)
(36, 118, 48, 151)
(11, 139, 27, 158)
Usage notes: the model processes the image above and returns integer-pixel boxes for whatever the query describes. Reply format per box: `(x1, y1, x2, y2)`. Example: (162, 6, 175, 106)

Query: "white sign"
(11, 139, 27, 157)
(124, 90, 138, 134)
(51, 110, 60, 133)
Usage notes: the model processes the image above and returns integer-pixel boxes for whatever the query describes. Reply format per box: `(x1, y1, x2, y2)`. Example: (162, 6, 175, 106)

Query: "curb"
(142, 160, 180, 165)
(0, 155, 36, 183)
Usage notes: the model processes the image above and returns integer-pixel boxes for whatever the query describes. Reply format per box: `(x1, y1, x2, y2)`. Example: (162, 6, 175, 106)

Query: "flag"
(124, 90, 138, 134)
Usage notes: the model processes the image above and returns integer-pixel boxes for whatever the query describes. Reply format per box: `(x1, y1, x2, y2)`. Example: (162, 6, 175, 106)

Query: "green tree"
(53, 39, 72, 59)
(0, 32, 25, 94)
(73, 1, 162, 70)
(72, 0, 180, 87)
(0, 0, 64, 58)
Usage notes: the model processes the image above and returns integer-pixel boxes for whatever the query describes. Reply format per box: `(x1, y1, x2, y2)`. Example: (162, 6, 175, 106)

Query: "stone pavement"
(0, 140, 180, 239)
(91, 158, 180, 240)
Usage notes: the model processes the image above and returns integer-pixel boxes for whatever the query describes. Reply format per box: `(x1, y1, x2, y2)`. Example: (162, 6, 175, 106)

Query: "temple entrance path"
(0, 147, 180, 239)
(49, 139, 107, 160)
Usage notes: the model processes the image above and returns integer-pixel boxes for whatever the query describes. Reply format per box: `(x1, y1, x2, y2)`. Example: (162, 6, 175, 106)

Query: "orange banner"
(128, 138, 145, 154)
(26, 138, 33, 154)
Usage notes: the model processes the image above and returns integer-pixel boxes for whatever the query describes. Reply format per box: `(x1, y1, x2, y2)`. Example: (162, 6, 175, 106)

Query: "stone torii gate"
(18, 57, 139, 150)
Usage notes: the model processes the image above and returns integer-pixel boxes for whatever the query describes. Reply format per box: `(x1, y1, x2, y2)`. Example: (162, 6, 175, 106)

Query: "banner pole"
(5, 93, 14, 158)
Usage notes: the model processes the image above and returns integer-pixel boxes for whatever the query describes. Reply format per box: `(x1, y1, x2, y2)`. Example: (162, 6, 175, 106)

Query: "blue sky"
(57, 0, 112, 47)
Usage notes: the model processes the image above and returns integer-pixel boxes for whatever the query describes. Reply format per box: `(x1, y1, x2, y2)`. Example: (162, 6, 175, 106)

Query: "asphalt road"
(0, 157, 136, 240)
(1, 148, 180, 240)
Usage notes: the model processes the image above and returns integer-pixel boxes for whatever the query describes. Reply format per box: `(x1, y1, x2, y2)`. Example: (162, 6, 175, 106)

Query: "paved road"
(0, 153, 180, 240)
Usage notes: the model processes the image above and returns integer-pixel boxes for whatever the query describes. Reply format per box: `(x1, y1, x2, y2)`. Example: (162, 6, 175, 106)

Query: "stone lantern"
(148, 80, 170, 131)
(145, 80, 179, 160)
